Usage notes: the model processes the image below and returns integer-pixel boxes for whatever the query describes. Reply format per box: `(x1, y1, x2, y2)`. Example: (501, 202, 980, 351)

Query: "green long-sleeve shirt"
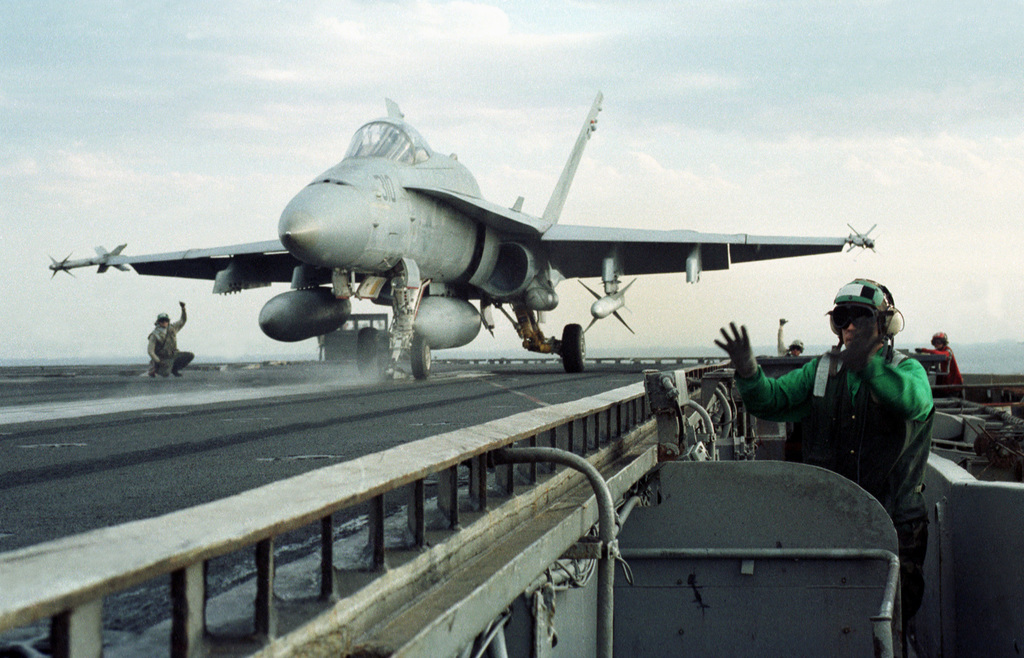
(736, 349, 934, 523)
(736, 350, 933, 425)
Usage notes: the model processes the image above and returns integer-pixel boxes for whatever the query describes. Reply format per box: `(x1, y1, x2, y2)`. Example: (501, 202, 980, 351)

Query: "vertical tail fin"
(541, 92, 603, 226)
(385, 98, 404, 120)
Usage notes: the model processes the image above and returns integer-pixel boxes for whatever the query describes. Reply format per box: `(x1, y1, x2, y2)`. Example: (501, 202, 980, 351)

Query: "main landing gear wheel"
(357, 328, 384, 377)
(411, 333, 431, 380)
(560, 323, 585, 373)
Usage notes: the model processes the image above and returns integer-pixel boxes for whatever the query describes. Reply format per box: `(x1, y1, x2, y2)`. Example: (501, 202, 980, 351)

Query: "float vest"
(805, 350, 933, 524)
(150, 327, 178, 360)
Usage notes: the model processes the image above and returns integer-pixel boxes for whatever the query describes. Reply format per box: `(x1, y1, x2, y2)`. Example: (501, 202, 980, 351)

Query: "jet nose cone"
(279, 183, 370, 268)
(279, 216, 317, 256)
(279, 190, 319, 258)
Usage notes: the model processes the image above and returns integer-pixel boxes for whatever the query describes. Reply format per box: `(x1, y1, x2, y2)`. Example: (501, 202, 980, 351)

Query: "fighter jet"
(50, 94, 873, 378)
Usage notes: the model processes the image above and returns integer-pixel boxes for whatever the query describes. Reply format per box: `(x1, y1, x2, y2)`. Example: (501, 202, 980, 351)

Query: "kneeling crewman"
(148, 301, 194, 377)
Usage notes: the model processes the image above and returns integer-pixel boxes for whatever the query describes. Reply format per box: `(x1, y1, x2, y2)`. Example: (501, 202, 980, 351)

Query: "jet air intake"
(479, 242, 540, 300)
(259, 287, 351, 342)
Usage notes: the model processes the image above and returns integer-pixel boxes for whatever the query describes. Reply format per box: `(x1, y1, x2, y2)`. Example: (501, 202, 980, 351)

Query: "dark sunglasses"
(830, 305, 875, 328)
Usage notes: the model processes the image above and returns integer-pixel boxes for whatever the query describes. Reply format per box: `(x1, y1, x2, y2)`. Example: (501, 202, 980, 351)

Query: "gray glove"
(715, 322, 758, 378)
(839, 315, 884, 372)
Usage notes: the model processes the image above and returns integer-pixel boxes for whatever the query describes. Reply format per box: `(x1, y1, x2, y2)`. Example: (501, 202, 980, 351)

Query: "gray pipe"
(684, 399, 717, 458)
(493, 446, 617, 658)
(713, 383, 734, 440)
(617, 495, 642, 529)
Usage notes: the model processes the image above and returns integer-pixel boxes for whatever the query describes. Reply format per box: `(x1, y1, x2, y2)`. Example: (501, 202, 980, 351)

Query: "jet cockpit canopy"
(345, 121, 432, 164)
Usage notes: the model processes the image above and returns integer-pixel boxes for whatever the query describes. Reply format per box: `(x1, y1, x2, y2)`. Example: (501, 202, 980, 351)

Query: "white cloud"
(412, 1, 511, 39)
(316, 17, 368, 41)
(2, 0, 1023, 365)
(0, 157, 38, 177)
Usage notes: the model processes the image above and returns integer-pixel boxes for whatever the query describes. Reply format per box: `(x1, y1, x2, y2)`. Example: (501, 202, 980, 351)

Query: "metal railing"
(0, 380, 658, 657)
(434, 355, 727, 367)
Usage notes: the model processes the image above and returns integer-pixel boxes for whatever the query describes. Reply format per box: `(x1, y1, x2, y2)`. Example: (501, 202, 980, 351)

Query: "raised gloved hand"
(839, 316, 884, 372)
(715, 322, 758, 378)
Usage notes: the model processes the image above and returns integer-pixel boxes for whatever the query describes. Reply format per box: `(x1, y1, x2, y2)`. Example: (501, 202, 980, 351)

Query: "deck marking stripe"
(481, 379, 550, 407)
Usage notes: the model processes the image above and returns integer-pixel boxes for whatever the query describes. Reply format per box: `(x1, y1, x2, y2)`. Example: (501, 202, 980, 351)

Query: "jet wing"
(405, 185, 552, 236)
(540, 224, 849, 279)
(55, 239, 309, 294)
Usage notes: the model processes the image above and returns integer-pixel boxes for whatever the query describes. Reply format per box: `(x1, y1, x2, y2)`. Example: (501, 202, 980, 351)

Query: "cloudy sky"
(3, 1, 1023, 364)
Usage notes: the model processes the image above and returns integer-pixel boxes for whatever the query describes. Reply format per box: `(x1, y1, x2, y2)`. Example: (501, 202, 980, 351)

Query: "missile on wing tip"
(48, 244, 129, 276)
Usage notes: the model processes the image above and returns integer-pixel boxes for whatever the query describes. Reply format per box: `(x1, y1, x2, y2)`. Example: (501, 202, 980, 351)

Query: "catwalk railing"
(0, 365, 734, 658)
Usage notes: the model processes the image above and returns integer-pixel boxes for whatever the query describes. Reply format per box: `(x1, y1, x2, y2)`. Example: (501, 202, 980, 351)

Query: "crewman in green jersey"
(716, 279, 934, 626)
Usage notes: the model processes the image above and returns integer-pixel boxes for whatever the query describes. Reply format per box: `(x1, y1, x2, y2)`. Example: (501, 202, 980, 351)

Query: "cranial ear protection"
(877, 283, 904, 337)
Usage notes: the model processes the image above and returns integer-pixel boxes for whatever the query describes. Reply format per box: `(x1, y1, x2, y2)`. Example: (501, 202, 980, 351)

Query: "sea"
(5, 341, 1022, 376)
(768, 341, 1023, 377)
(931, 342, 1024, 377)
(462, 341, 1024, 376)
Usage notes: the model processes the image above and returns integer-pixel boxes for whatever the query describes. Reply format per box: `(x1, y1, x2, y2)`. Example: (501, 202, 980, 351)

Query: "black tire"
(357, 328, 383, 377)
(411, 333, 431, 380)
(560, 323, 585, 373)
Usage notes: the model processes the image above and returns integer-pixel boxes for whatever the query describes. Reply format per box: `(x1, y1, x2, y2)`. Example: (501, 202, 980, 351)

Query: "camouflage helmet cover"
(830, 278, 903, 337)
(833, 279, 891, 311)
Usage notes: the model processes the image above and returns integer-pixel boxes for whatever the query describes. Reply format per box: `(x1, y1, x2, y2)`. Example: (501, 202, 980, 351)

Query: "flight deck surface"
(0, 360, 650, 552)
(1, 359, 655, 636)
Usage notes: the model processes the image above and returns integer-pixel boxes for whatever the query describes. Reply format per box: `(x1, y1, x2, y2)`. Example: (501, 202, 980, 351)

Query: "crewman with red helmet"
(916, 332, 963, 390)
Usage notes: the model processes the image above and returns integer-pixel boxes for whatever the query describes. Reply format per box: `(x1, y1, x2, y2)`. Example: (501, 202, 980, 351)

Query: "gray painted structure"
(2, 362, 1022, 656)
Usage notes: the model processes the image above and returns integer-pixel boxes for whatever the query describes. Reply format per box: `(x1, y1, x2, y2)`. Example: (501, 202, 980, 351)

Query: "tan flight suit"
(148, 308, 194, 377)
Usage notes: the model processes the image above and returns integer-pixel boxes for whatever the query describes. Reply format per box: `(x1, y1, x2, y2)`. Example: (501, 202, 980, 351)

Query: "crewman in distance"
(148, 301, 195, 377)
(777, 318, 804, 356)
(916, 331, 963, 391)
